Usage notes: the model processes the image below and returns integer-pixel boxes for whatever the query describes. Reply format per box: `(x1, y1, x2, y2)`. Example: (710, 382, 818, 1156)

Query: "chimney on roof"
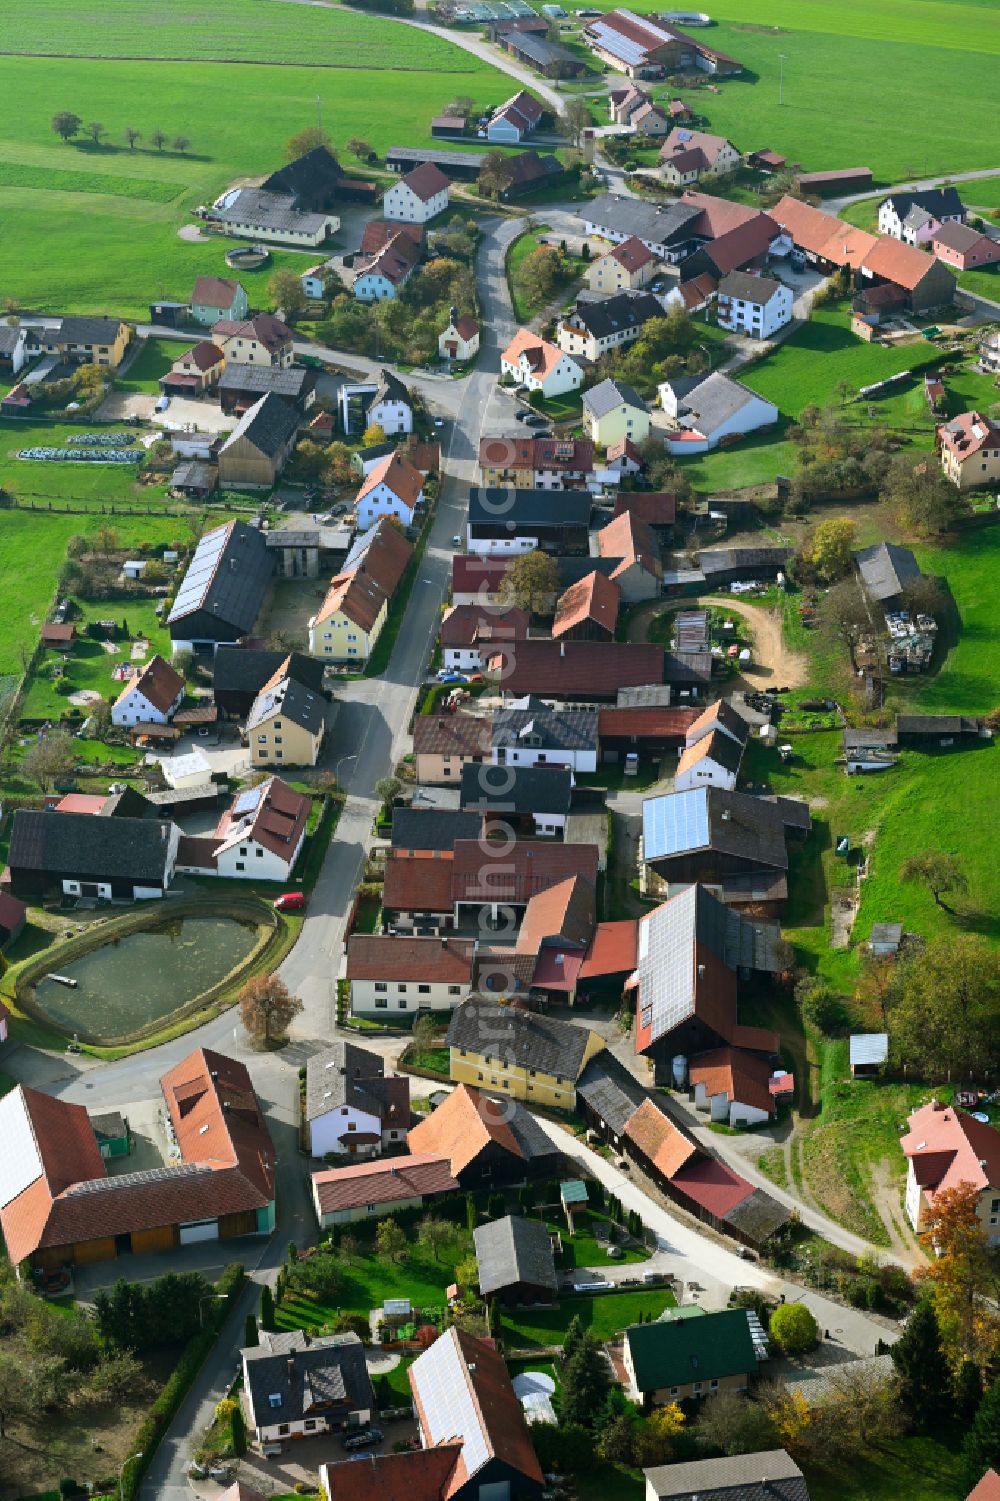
(720, 809, 730, 821)
(560, 641, 566, 657)
(979, 1159, 988, 1171)
(697, 964, 705, 977)
(287, 1356, 296, 1381)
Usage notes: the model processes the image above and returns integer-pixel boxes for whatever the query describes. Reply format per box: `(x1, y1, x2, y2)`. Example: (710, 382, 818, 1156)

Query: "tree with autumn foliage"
(633, 1403, 685, 1467)
(238, 972, 303, 1047)
(915, 1182, 1000, 1372)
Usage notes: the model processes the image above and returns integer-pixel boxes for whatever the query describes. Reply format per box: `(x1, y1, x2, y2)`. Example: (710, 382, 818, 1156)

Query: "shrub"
(54, 675, 73, 695)
(769, 1301, 819, 1356)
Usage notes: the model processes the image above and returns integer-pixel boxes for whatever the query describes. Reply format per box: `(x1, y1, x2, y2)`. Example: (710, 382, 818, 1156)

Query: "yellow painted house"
(43, 315, 131, 368)
(246, 666, 326, 769)
(308, 570, 388, 663)
(446, 999, 605, 1111)
(582, 377, 651, 450)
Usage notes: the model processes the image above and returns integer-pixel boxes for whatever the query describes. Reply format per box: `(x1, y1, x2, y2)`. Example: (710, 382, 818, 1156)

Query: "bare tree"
(25, 732, 75, 793)
(86, 121, 106, 146)
(172, 135, 191, 154)
(124, 127, 142, 150)
(150, 128, 167, 152)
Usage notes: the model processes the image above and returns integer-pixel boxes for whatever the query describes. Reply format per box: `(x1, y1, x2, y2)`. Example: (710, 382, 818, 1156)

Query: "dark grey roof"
(854, 542, 923, 601)
(698, 546, 789, 577)
(674, 374, 772, 438)
(168, 520, 273, 633)
(213, 647, 323, 699)
(506, 28, 584, 67)
(576, 1051, 646, 1136)
(556, 556, 621, 588)
(243, 1329, 373, 1429)
(172, 460, 217, 491)
(246, 673, 324, 734)
(697, 729, 744, 774)
(569, 293, 661, 341)
(89, 1111, 127, 1143)
(721, 1187, 791, 1243)
(663, 650, 713, 685)
(9, 810, 173, 883)
(784, 1353, 895, 1408)
(221, 391, 300, 460)
(843, 727, 897, 750)
(581, 194, 702, 248)
(645, 1449, 808, 1501)
(55, 315, 127, 345)
(882, 187, 964, 223)
(369, 367, 411, 410)
(642, 789, 809, 874)
(468, 488, 592, 528)
(869, 923, 902, 946)
(459, 763, 573, 815)
(306, 1039, 388, 1123)
(391, 807, 482, 852)
(492, 700, 599, 755)
(101, 786, 153, 820)
(507, 1098, 562, 1160)
(218, 188, 330, 235)
(474, 1214, 558, 1296)
(895, 713, 980, 735)
(583, 377, 648, 420)
(446, 1000, 592, 1081)
(718, 269, 783, 304)
(0, 326, 24, 355)
(219, 364, 313, 400)
(386, 146, 486, 170)
(263, 145, 344, 204)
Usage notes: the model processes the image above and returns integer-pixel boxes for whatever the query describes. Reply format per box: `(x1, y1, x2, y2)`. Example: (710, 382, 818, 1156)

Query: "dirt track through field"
(628, 595, 810, 690)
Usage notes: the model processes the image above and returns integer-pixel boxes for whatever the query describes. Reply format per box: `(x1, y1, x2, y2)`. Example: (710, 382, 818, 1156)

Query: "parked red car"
(273, 892, 305, 912)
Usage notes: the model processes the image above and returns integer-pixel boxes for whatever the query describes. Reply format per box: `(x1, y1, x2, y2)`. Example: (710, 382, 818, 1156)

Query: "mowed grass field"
(589, 0, 1000, 181)
(0, 45, 505, 315)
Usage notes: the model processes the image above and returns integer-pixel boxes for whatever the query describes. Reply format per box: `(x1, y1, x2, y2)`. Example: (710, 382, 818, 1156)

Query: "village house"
(304, 1039, 410, 1157)
(505, 874, 600, 1003)
(552, 571, 621, 641)
(440, 312, 480, 361)
(213, 647, 323, 719)
(440, 602, 529, 672)
(0, 893, 27, 953)
(937, 410, 1000, 489)
(309, 570, 389, 663)
(384, 161, 450, 223)
(587, 236, 658, 293)
(246, 666, 325, 768)
(466, 487, 592, 556)
(901, 1100, 1000, 1245)
(300, 261, 336, 300)
(492, 639, 664, 700)
(688, 1047, 781, 1126)
(595, 508, 663, 600)
(111, 654, 185, 729)
(858, 237, 957, 313)
(659, 371, 778, 453)
(310, 1153, 459, 1229)
(41, 315, 131, 368)
(583, 378, 651, 448)
(353, 229, 421, 301)
(339, 367, 414, 436)
(878, 187, 966, 245)
(159, 340, 225, 396)
(0, 323, 28, 375)
(583, 10, 742, 78)
(474, 1215, 558, 1306)
(645, 1451, 809, 1501)
(407, 1082, 562, 1188)
(492, 698, 599, 774)
(190, 275, 248, 326)
(262, 143, 351, 213)
(640, 788, 810, 910)
(219, 364, 315, 416)
(716, 270, 792, 339)
(194, 776, 311, 882)
(487, 90, 544, 144)
(558, 291, 662, 363)
(211, 312, 293, 368)
(478, 435, 595, 490)
(347, 934, 475, 1018)
(391, 807, 482, 854)
(674, 726, 744, 791)
(217, 391, 299, 489)
(447, 998, 604, 1109)
(0, 1048, 275, 1271)
(215, 188, 339, 247)
(355, 449, 424, 529)
(459, 762, 574, 837)
(597, 705, 699, 765)
(659, 127, 741, 184)
(5, 810, 179, 901)
(413, 712, 491, 784)
(931, 220, 1000, 272)
(795, 166, 872, 196)
(623, 1307, 760, 1405)
(500, 328, 584, 398)
(241, 1328, 373, 1446)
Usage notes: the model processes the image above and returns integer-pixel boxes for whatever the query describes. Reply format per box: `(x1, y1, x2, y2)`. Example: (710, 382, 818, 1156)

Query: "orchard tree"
(417, 1216, 451, 1261)
(25, 731, 75, 793)
(375, 1217, 408, 1263)
(52, 111, 82, 142)
(124, 127, 142, 150)
(172, 135, 191, 154)
(150, 128, 167, 152)
(86, 121, 106, 146)
(901, 849, 968, 912)
(362, 422, 387, 447)
(478, 151, 518, 201)
(285, 126, 332, 161)
(269, 268, 307, 322)
(805, 517, 857, 583)
(324, 442, 353, 489)
(346, 137, 373, 161)
(890, 935, 1000, 1081)
(238, 973, 303, 1047)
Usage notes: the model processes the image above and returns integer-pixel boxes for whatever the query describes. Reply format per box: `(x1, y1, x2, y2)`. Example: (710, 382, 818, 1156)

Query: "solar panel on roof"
(65, 1161, 214, 1195)
(676, 129, 692, 141)
(414, 1333, 489, 1475)
(642, 789, 708, 861)
(232, 787, 263, 817)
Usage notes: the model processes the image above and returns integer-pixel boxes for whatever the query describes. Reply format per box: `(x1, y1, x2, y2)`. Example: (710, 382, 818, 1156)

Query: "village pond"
(33, 914, 260, 1043)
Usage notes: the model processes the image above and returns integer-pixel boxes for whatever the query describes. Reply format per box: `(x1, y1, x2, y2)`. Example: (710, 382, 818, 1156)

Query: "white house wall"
(309, 1103, 382, 1157)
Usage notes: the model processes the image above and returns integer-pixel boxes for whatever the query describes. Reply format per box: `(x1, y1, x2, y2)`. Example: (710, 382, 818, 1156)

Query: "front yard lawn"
(21, 595, 175, 722)
(501, 1287, 676, 1349)
(553, 1207, 650, 1268)
(116, 337, 180, 393)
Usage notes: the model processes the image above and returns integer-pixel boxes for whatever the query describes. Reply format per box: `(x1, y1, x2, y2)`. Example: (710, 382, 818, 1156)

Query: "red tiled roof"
(347, 934, 475, 983)
(937, 409, 1000, 461)
(213, 776, 310, 864)
(360, 219, 424, 256)
(400, 161, 451, 202)
(579, 919, 638, 979)
(312, 1152, 459, 1214)
(688, 1047, 776, 1118)
(516, 874, 596, 955)
(440, 603, 529, 648)
(597, 706, 700, 742)
(409, 1085, 524, 1180)
(966, 1472, 1000, 1501)
(597, 508, 660, 576)
(114, 653, 184, 715)
(666, 146, 710, 176)
(552, 571, 620, 638)
(671, 1153, 755, 1216)
(680, 190, 760, 239)
(357, 449, 424, 510)
(901, 1101, 1000, 1201)
(356, 518, 414, 596)
(661, 127, 731, 167)
(624, 1099, 699, 1178)
(613, 492, 676, 525)
(319, 1444, 462, 1501)
(212, 313, 292, 353)
(161, 1046, 276, 1199)
(315, 570, 387, 631)
(0, 891, 26, 934)
(703, 213, 779, 276)
(192, 275, 242, 307)
(608, 236, 654, 273)
(54, 793, 106, 815)
(452, 556, 512, 596)
(491, 640, 663, 697)
(41, 622, 75, 642)
(177, 340, 224, 372)
(452, 315, 479, 340)
(451, 839, 599, 905)
(413, 713, 492, 760)
(382, 851, 455, 912)
(501, 327, 571, 381)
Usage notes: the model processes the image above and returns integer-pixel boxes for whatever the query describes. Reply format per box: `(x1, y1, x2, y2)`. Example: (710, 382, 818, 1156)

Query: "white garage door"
(180, 1218, 219, 1245)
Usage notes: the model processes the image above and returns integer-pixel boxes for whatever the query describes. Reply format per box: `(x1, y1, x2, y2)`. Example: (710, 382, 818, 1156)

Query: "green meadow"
(0, 49, 504, 316)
